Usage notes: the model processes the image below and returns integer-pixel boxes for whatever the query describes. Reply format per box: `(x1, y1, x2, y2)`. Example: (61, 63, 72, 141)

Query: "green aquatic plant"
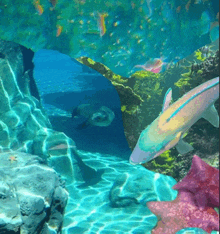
(143, 149, 176, 178)
(194, 50, 206, 61)
(131, 70, 160, 79)
(174, 76, 191, 89)
(111, 74, 128, 84)
(197, 69, 203, 74)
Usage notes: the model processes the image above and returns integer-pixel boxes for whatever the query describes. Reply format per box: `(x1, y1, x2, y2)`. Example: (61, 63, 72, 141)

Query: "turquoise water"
(0, 0, 219, 76)
(62, 150, 177, 234)
(0, 0, 218, 232)
(33, 49, 219, 233)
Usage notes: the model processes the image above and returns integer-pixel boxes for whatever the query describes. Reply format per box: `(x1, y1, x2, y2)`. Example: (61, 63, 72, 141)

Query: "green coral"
(131, 70, 164, 99)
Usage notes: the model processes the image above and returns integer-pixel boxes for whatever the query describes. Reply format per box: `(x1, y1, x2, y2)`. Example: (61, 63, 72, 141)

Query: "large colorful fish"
(130, 77, 219, 165)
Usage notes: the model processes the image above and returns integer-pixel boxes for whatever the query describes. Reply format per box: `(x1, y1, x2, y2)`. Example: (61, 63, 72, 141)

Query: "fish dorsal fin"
(202, 104, 219, 128)
(162, 88, 172, 112)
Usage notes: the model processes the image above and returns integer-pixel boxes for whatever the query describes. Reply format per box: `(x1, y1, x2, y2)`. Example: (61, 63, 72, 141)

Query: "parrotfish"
(129, 77, 219, 165)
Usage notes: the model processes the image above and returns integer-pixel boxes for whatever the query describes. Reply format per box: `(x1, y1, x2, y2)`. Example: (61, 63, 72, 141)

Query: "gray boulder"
(0, 151, 68, 234)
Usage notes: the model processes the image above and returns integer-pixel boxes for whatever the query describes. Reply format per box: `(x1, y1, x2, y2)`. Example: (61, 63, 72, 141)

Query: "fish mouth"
(129, 158, 140, 165)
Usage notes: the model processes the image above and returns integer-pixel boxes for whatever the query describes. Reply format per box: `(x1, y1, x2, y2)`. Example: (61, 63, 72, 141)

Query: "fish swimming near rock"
(130, 77, 219, 165)
(72, 104, 115, 129)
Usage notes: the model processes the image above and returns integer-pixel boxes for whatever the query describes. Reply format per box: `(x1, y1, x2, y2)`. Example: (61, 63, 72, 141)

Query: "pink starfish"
(173, 155, 219, 209)
(147, 190, 219, 234)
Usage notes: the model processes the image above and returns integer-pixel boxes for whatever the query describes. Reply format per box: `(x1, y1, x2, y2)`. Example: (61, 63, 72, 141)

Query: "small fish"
(113, 21, 120, 27)
(98, 13, 108, 37)
(135, 58, 166, 73)
(130, 77, 219, 165)
(185, 0, 191, 12)
(56, 25, 63, 37)
(176, 5, 181, 13)
(146, 0, 152, 17)
(34, 0, 44, 15)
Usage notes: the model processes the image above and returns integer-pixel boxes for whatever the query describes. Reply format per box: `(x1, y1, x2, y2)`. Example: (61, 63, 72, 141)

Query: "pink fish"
(135, 58, 166, 73)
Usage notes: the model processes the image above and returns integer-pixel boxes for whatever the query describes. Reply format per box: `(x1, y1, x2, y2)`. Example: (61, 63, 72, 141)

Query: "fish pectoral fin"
(164, 131, 182, 150)
(202, 104, 219, 128)
(176, 139, 194, 154)
(162, 88, 172, 112)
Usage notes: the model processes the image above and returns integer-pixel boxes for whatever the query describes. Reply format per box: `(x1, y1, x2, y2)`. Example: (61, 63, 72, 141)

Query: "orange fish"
(98, 13, 108, 37)
(34, 0, 44, 15)
(56, 25, 63, 37)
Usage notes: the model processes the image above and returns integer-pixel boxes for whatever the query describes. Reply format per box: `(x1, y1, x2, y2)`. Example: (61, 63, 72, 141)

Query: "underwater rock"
(0, 151, 68, 234)
(0, 39, 94, 185)
(109, 166, 177, 208)
(77, 56, 165, 150)
(169, 41, 220, 181)
(76, 56, 143, 110)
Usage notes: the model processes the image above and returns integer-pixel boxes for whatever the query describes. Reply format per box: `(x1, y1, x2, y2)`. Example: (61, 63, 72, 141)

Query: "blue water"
(0, 0, 218, 77)
(33, 49, 219, 234)
(33, 49, 131, 157)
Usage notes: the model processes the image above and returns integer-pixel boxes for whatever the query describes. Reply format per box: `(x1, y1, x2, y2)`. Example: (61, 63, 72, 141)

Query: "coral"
(76, 57, 143, 114)
(76, 56, 144, 150)
(175, 49, 219, 96)
(0, 39, 83, 184)
(0, 151, 68, 234)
